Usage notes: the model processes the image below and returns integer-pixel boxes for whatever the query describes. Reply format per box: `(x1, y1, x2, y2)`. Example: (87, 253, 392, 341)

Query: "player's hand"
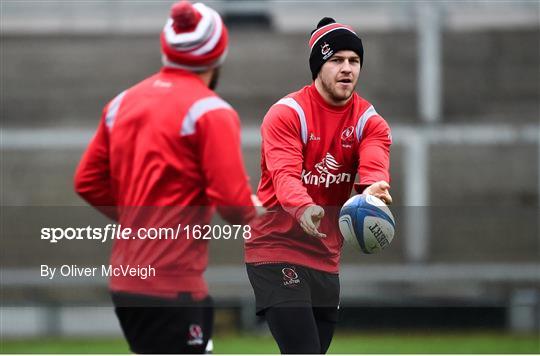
(363, 181, 393, 205)
(299, 205, 326, 238)
(251, 194, 267, 216)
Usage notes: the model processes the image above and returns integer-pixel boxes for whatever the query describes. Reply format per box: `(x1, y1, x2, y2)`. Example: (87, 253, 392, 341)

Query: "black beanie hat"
(309, 17, 364, 80)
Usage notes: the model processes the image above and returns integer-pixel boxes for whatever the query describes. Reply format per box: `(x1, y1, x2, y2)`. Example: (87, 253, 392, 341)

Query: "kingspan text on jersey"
(301, 170, 352, 188)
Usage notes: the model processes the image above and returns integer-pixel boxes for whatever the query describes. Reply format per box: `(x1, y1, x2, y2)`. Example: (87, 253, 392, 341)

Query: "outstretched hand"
(299, 205, 326, 238)
(363, 181, 393, 205)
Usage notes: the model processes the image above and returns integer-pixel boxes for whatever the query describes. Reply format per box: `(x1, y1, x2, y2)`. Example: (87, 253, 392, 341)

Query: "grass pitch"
(1, 332, 538, 354)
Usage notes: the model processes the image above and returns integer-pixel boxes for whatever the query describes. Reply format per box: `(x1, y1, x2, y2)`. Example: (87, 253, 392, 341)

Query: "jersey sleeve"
(354, 115, 392, 193)
(196, 108, 256, 224)
(74, 106, 118, 221)
(261, 104, 314, 220)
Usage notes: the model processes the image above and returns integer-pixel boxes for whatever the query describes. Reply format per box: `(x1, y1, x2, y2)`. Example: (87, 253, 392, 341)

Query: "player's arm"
(74, 108, 117, 220)
(355, 115, 392, 204)
(197, 108, 257, 224)
(262, 105, 325, 238)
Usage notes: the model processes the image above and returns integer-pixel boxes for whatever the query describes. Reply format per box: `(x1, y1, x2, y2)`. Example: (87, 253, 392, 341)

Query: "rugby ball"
(338, 194, 395, 254)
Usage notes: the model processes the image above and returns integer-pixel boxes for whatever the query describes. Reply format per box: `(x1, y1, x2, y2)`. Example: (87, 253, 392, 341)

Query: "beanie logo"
(321, 42, 334, 60)
(321, 42, 331, 55)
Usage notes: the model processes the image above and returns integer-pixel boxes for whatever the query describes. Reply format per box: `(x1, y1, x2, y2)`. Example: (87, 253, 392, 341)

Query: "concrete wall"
(1, 28, 538, 266)
(2, 28, 539, 128)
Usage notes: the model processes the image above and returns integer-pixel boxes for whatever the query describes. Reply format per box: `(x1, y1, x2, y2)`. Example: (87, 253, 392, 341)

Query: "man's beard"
(320, 75, 356, 104)
(209, 67, 220, 90)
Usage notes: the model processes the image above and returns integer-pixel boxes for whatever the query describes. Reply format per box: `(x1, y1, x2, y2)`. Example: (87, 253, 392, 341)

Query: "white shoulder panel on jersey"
(180, 96, 232, 136)
(355, 105, 378, 141)
(105, 90, 127, 130)
(274, 97, 308, 145)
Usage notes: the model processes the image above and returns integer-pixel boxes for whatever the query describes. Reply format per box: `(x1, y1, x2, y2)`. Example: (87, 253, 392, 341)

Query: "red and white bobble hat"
(308, 17, 364, 80)
(161, 1, 229, 71)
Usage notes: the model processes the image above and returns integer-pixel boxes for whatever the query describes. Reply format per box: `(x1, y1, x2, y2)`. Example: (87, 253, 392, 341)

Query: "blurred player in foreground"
(245, 17, 393, 354)
(75, 1, 258, 353)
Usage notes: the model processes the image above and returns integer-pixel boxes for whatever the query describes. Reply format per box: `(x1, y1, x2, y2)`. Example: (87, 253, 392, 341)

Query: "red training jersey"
(245, 84, 391, 273)
(75, 67, 255, 298)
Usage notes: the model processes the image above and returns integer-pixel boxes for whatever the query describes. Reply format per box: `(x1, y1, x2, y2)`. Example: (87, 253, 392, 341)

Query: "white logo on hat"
(321, 42, 331, 56)
(321, 42, 334, 60)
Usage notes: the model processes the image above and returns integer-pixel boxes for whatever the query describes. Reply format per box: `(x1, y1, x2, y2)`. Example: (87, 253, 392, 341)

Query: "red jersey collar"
(160, 67, 205, 84)
(309, 83, 355, 113)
